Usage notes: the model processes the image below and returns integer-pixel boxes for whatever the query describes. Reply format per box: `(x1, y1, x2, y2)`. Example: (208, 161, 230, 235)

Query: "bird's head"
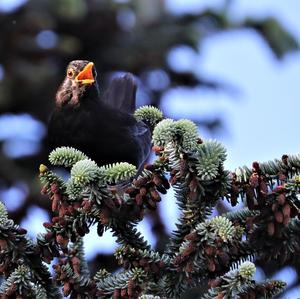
(55, 60, 99, 107)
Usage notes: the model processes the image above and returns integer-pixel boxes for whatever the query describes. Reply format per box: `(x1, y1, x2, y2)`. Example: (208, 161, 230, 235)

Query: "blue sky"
(163, 0, 300, 170)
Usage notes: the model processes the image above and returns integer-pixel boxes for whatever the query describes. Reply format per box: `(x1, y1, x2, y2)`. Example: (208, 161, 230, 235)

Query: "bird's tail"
(102, 73, 137, 114)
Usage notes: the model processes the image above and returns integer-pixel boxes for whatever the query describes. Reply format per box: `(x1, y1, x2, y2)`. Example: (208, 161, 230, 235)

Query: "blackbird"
(48, 60, 151, 170)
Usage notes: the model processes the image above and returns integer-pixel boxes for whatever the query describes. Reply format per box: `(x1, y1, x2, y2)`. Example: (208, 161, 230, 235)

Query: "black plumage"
(48, 60, 151, 170)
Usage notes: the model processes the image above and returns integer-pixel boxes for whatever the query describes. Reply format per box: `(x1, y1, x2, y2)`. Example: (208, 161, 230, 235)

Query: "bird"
(48, 60, 151, 171)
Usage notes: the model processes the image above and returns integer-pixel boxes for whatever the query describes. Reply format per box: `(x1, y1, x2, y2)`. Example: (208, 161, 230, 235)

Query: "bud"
(144, 163, 156, 171)
(208, 278, 222, 288)
(252, 161, 260, 172)
(113, 289, 120, 299)
(39, 164, 48, 174)
(127, 279, 134, 297)
(275, 211, 283, 223)
(204, 245, 215, 256)
(0, 239, 8, 250)
(282, 203, 291, 218)
(267, 222, 275, 236)
(272, 202, 278, 212)
(41, 186, 48, 194)
(283, 215, 290, 226)
(120, 288, 127, 297)
(184, 231, 198, 241)
(239, 261, 256, 280)
(44, 232, 54, 241)
(17, 227, 27, 235)
(63, 282, 71, 297)
(149, 188, 160, 201)
(140, 187, 147, 196)
(56, 234, 69, 248)
(277, 193, 286, 205)
(216, 293, 224, 299)
(281, 154, 288, 165)
(135, 194, 143, 206)
(207, 258, 216, 272)
(71, 256, 80, 274)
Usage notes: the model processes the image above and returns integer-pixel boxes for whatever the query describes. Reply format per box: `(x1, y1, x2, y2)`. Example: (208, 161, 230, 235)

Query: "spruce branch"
(71, 159, 103, 186)
(97, 268, 146, 298)
(94, 269, 110, 283)
(0, 202, 61, 298)
(226, 172, 300, 264)
(249, 217, 300, 265)
(114, 245, 171, 276)
(152, 119, 176, 148)
(202, 261, 285, 299)
(53, 238, 95, 298)
(174, 119, 199, 152)
(172, 216, 243, 275)
(138, 295, 162, 299)
(38, 166, 96, 263)
(224, 208, 258, 223)
(134, 106, 163, 129)
(0, 265, 47, 299)
(110, 221, 151, 251)
(100, 162, 137, 184)
(165, 140, 230, 257)
(32, 117, 300, 298)
(49, 146, 88, 167)
(195, 140, 227, 181)
(152, 118, 199, 151)
(232, 154, 300, 189)
(39, 164, 66, 196)
(0, 202, 8, 224)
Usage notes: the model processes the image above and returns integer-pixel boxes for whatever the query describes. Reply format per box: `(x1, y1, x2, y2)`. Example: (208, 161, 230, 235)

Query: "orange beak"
(75, 62, 95, 84)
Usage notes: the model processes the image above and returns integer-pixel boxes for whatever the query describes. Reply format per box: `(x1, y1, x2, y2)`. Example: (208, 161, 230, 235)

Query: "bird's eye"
(67, 69, 74, 78)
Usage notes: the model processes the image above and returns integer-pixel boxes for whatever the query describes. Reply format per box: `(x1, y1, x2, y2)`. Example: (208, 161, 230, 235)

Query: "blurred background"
(1, 0, 300, 297)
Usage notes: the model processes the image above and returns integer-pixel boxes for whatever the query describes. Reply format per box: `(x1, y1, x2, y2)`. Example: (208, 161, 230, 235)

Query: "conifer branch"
(0, 202, 61, 298)
(3, 112, 298, 298)
(202, 261, 286, 299)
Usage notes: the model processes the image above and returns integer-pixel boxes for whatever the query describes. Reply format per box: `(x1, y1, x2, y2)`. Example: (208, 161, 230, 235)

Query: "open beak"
(75, 62, 95, 84)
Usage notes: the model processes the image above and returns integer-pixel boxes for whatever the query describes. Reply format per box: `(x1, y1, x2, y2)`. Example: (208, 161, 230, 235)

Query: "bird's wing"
(132, 121, 152, 173)
(102, 73, 137, 114)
